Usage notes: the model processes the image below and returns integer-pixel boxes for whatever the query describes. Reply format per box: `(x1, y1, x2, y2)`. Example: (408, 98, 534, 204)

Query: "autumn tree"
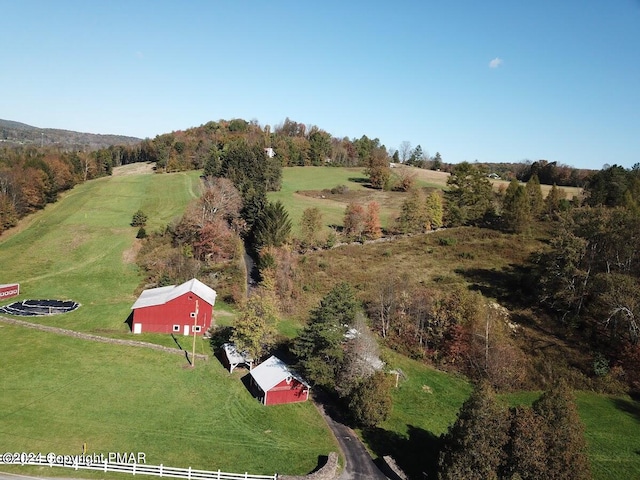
(465, 301, 527, 390)
(438, 382, 510, 480)
(396, 188, 428, 234)
(300, 207, 323, 247)
(199, 177, 243, 224)
(365, 147, 391, 190)
(343, 202, 367, 240)
(425, 191, 444, 229)
(394, 166, 417, 191)
(336, 313, 383, 397)
(364, 201, 382, 239)
(231, 285, 278, 361)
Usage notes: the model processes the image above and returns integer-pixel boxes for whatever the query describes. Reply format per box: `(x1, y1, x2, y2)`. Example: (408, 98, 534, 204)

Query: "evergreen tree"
(203, 149, 221, 177)
(503, 407, 548, 480)
(438, 383, 510, 480)
(525, 174, 544, 217)
(502, 180, 531, 233)
(432, 151, 443, 171)
(348, 371, 393, 428)
(131, 209, 148, 227)
(544, 184, 565, 217)
(445, 162, 493, 226)
(531, 381, 591, 480)
(252, 201, 292, 248)
(292, 283, 359, 389)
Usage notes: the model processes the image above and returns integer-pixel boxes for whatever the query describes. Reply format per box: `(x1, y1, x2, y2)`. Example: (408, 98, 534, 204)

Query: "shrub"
(438, 237, 457, 246)
(131, 209, 148, 227)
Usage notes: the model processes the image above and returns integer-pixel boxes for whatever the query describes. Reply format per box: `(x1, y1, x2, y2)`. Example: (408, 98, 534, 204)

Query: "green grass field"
(268, 166, 412, 235)
(0, 324, 335, 476)
(0, 169, 337, 476)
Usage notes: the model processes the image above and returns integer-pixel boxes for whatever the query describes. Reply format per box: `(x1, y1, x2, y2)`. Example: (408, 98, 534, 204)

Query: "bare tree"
(199, 177, 242, 225)
(398, 141, 413, 163)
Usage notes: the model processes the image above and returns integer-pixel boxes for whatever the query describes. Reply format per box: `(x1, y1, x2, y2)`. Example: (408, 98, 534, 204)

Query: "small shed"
(130, 278, 216, 336)
(221, 343, 253, 373)
(249, 356, 310, 406)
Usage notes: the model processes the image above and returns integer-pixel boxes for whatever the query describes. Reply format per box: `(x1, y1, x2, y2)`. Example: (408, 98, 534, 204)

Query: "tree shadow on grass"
(455, 264, 536, 309)
(362, 425, 442, 480)
(348, 177, 369, 185)
(611, 397, 640, 423)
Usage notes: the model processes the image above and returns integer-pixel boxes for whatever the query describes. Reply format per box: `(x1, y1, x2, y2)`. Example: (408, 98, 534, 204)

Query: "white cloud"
(489, 57, 503, 68)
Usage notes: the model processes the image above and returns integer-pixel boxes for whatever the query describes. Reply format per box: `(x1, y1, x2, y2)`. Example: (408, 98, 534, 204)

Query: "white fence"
(0, 458, 277, 480)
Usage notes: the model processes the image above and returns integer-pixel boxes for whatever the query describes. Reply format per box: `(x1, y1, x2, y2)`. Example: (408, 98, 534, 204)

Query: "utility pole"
(191, 300, 199, 367)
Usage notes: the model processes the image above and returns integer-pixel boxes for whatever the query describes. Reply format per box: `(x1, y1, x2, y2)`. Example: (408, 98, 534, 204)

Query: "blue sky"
(1, 1, 639, 170)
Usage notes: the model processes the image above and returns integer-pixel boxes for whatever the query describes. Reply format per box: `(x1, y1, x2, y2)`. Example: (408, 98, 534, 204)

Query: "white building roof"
(250, 356, 309, 392)
(222, 343, 253, 373)
(131, 278, 217, 310)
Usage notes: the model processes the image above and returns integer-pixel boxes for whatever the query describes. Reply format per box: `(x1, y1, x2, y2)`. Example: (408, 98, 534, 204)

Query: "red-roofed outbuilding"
(249, 356, 310, 405)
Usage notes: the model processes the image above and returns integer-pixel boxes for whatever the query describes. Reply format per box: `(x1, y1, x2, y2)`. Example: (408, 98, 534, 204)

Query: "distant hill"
(0, 119, 142, 151)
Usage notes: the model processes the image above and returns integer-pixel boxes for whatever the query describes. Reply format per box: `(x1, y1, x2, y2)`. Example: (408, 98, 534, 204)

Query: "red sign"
(0, 283, 20, 299)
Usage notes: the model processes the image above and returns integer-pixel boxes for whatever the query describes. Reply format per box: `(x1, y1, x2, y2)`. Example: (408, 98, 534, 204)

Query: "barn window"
(190, 312, 196, 318)
(172, 325, 180, 332)
(193, 325, 202, 333)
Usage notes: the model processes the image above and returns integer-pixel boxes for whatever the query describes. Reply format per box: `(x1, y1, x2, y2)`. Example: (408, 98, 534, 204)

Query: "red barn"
(130, 278, 216, 336)
(249, 356, 310, 406)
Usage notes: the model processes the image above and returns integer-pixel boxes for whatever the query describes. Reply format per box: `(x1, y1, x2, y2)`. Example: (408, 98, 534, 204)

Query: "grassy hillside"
(0, 167, 337, 476)
(0, 170, 201, 337)
(268, 166, 582, 239)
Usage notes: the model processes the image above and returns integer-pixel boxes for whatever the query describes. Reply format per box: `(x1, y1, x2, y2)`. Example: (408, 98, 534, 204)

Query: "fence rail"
(0, 458, 277, 480)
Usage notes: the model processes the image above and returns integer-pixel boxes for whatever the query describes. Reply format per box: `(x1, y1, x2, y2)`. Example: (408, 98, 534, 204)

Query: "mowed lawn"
(268, 166, 370, 234)
(0, 169, 337, 476)
(0, 170, 202, 335)
(0, 324, 336, 476)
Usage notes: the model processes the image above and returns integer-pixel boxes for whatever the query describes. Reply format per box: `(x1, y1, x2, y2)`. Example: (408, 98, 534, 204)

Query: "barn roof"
(250, 356, 309, 392)
(131, 278, 217, 309)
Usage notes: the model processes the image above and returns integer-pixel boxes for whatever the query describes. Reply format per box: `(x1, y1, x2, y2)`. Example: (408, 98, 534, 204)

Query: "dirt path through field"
(0, 316, 208, 360)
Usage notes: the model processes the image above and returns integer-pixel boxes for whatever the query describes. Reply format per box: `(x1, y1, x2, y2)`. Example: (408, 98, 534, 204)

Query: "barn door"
(183, 325, 189, 336)
(133, 323, 142, 334)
